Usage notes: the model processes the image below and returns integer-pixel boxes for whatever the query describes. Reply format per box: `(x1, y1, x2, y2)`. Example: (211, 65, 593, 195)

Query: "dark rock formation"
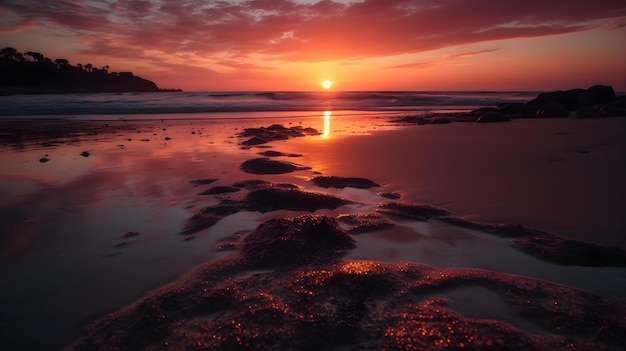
(233, 179, 299, 190)
(180, 213, 221, 235)
(440, 217, 626, 266)
(526, 85, 617, 114)
(240, 158, 310, 174)
(238, 124, 320, 146)
(198, 186, 241, 195)
(73, 258, 626, 351)
(312, 176, 380, 189)
(258, 150, 303, 158)
(476, 111, 510, 123)
(242, 215, 356, 267)
(190, 178, 219, 187)
(337, 213, 395, 234)
(536, 102, 569, 118)
(242, 188, 352, 213)
(378, 192, 402, 200)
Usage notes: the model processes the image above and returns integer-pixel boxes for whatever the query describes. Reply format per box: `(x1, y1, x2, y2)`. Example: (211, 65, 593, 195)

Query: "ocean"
(0, 90, 538, 117)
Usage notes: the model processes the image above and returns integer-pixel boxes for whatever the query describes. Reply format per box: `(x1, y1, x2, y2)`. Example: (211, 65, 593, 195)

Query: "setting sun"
(322, 80, 333, 89)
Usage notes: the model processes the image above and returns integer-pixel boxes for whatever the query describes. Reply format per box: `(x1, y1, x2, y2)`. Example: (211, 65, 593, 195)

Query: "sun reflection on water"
(321, 111, 331, 139)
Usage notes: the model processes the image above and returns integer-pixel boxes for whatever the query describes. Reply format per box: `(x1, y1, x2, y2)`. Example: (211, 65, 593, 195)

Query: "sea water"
(0, 90, 538, 117)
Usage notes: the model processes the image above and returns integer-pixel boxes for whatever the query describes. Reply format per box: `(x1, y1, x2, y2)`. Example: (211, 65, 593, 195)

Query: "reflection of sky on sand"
(2, 114, 625, 349)
(346, 219, 626, 299)
(0, 114, 400, 349)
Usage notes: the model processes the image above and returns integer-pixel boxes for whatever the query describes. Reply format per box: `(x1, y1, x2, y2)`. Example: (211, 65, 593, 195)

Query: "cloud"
(1, 0, 625, 66)
(386, 62, 432, 69)
(448, 49, 500, 59)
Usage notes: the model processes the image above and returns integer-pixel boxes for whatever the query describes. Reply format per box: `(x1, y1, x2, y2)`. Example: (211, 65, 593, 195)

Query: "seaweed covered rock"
(312, 176, 380, 189)
(440, 217, 626, 266)
(74, 260, 626, 351)
(243, 188, 352, 213)
(240, 158, 310, 174)
(197, 185, 241, 195)
(238, 124, 320, 146)
(241, 214, 356, 266)
(337, 213, 395, 234)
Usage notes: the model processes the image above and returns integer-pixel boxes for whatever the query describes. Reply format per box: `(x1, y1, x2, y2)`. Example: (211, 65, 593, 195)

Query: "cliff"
(0, 47, 180, 94)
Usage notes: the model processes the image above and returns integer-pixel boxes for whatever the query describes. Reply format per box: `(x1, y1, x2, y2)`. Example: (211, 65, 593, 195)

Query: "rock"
(476, 111, 510, 123)
(536, 102, 569, 118)
(233, 179, 300, 190)
(39, 157, 50, 163)
(243, 188, 352, 213)
(201, 201, 242, 216)
(242, 137, 268, 146)
(497, 102, 527, 115)
(190, 178, 218, 187)
(80, 151, 90, 157)
(431, 118, 451, 124)
(238, 125, 319, 146)
(378, 192, 402, 200)
(600, 104, 626, 117)
(611, 95, 626, 108)
(513, 235, 626, 266)
(240, 158, 310, 174)
(527, 89, 587, 111)
(122, 231, 140, 238)
(337, 213, 395, 234)
(241, 215, 356, 266)
(311, 176, 380, 189)
(258, 150, 303, 157)
(198, 186, 241, 195)
(377, 202, 450, 220)
(575, 106, 603, 119)
(586, 85, 616, 104)
(180, 213, 221, 235)
(526, 85, 617, 115)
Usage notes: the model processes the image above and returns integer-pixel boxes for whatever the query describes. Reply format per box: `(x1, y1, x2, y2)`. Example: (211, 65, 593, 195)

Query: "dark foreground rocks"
(238, 124, 320, 146)
(75, 214, 626, 350)
(242, 215, 356, 267)
(240, 158, 311, 174)
(180, 185, 353, 235)
(440, 217, 626, 266)
(311, 176, 380, 189)
(394, 85, 625, 125)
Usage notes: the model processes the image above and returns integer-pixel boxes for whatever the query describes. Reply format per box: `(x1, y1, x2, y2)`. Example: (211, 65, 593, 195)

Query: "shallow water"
(1, 113, 625, 350)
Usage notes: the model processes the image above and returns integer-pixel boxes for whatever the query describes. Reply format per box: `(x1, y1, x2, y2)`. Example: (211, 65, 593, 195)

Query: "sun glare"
(322, 80, 333, 89)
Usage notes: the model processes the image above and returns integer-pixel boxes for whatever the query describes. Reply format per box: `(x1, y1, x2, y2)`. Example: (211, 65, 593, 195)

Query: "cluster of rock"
(396, 85, 625, 124)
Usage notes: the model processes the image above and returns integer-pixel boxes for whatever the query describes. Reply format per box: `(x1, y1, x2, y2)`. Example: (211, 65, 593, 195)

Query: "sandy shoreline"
(1, 114, 626, 350)
(286, 117, 626, 248)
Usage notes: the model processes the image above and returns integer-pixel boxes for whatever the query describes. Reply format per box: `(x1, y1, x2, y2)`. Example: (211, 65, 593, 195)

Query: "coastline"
(1, 113, 626, 350)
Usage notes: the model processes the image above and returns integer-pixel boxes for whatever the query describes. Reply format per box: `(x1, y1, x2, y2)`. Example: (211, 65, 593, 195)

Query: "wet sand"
(1, 115, 626, 350)
(286, 118, 626, 248)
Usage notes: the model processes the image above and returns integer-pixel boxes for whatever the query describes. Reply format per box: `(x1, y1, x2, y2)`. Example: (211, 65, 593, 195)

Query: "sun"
(321, 80, 333, 89)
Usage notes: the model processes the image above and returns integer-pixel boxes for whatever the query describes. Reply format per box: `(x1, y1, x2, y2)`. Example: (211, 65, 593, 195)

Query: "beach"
(1, 112, 626, 350)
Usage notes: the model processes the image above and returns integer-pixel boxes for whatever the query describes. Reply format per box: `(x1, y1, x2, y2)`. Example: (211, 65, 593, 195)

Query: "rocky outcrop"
(526, 85, 617, 117)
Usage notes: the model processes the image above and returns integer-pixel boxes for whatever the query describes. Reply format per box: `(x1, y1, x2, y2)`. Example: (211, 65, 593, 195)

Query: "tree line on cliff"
(0, 47, 178, 94)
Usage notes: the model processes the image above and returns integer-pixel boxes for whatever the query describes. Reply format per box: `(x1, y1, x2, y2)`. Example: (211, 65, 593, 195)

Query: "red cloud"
(1, 0, 625, 63)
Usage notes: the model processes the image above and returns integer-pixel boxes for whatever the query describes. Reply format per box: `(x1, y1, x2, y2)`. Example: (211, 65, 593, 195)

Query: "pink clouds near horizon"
(1, 0, 625, 91)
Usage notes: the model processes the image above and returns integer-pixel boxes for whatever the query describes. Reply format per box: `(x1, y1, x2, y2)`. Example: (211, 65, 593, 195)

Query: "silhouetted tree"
(0, 47, 165, 93)
(0, 47, 18, 60)
(54, 58, 70, 68)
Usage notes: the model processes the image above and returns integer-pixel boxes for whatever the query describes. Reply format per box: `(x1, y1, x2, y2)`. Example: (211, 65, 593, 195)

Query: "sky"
(1, 0, 625, 91)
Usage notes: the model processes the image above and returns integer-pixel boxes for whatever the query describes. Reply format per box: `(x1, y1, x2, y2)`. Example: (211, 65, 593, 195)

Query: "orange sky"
(1, 0, 625, 91)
